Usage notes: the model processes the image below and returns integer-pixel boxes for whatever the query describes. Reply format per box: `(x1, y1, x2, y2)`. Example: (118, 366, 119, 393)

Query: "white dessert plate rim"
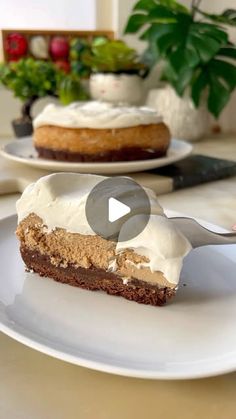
(0, 137, 192, 174)
(0, 211, 236, 380)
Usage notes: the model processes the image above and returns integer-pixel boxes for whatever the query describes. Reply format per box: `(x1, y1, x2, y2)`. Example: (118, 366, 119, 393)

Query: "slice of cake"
(33, 101, 170, 162)
(16, 173, 191, 306)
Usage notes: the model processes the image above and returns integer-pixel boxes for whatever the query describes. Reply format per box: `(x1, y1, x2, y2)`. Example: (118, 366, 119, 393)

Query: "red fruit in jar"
(8, 55, 21, 62)
(50, 36, 69, 59)
(54, 60, 70, 73)
(5, 33, 28, 57)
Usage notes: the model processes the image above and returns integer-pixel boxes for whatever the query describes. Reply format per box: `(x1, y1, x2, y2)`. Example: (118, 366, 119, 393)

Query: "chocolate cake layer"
(36, 146, 167, 162)
(21, 246, 176, 306)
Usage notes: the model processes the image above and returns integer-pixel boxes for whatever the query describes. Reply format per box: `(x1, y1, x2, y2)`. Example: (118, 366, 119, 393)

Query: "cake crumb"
(122, 277, 130, 285)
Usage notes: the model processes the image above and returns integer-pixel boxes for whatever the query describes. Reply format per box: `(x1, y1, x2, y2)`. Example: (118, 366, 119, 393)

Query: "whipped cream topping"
(33, 101, 162, 129)
(117, 214, 192, 285)
(16, 173, 191, 285)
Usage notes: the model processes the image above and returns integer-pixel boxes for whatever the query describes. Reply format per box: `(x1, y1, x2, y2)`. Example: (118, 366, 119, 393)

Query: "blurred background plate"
(0, 137, 192, 174)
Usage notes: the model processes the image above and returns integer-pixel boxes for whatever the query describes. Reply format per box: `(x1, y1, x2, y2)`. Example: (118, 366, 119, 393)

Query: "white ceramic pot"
(89, 73, 143, 105)
(146, 85, 210, 142)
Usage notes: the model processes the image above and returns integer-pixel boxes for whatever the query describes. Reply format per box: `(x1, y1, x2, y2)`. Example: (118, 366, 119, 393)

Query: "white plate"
(0, 214, 236, 380)
(0, 137, 192, 174)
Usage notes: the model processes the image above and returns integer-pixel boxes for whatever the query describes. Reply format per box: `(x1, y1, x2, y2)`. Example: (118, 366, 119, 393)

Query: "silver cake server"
(170, 217, 236, 248)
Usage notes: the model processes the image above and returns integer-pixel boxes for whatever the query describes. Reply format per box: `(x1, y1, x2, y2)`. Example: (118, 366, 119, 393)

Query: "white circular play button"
(85, 177, 151, 242)
(108, 197, 131, 223)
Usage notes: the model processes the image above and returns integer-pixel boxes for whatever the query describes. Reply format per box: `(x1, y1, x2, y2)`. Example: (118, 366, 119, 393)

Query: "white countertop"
(0, 134, 236, 419)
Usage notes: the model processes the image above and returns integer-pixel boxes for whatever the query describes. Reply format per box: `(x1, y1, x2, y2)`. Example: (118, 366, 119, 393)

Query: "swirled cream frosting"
(33, 101, 162, 129)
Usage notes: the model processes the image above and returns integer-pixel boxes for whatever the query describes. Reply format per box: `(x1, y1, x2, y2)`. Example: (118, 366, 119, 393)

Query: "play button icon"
(85, 176, 151, 242)
(108, 198, 131, 222)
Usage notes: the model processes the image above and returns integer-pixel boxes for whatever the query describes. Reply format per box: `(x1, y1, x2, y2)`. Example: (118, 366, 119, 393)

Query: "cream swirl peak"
(33, 101, 162, 129)
(16, 173, 191, 285)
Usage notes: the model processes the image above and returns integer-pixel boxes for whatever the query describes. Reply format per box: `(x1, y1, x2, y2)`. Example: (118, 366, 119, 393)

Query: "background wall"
(96, 0, 116, 31)
(0, 0, 96, 30)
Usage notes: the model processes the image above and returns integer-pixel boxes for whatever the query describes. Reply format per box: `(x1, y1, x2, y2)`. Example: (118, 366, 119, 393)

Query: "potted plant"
(70, 36, 108, 78)
(69, 36, 109, 95)
(58, 73, 88, 105)
(0, 58, 88, 137)
(83, 39, 148, 104)
(125, 0, 236, 140)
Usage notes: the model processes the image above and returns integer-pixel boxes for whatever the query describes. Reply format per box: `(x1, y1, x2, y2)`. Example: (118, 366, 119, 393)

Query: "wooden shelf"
(1, 29, 114, 62)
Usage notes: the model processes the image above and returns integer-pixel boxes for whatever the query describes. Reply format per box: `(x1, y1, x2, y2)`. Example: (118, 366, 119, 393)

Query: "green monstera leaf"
(124, 0, 236, 118)
(191, 58, 236, 118)
(196, 8, 236, 26)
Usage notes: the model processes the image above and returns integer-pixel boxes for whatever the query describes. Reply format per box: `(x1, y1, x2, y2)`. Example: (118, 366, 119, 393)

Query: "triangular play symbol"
(108, 197, 131, 223)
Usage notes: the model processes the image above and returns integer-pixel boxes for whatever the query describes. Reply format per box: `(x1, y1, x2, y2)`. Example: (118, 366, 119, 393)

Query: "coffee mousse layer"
(16, 214, 176, 306)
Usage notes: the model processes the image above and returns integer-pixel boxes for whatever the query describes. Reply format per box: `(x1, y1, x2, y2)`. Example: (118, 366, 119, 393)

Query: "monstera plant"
(125, 0, 236, 118)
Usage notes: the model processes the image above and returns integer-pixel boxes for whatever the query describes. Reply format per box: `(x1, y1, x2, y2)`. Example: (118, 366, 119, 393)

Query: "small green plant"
(0, 58, 60, 120)
(0, 58, 88, 120)
(70, 36, 109, 78)
(125, 0, 236, 117)
(83, 39, 147, 75)
(59, 73, 88, 105)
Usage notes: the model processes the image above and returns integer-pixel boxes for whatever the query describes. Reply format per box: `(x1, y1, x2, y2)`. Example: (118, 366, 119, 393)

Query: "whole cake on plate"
(33, 101, 171, 162)
(16, 173, 191, 306)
